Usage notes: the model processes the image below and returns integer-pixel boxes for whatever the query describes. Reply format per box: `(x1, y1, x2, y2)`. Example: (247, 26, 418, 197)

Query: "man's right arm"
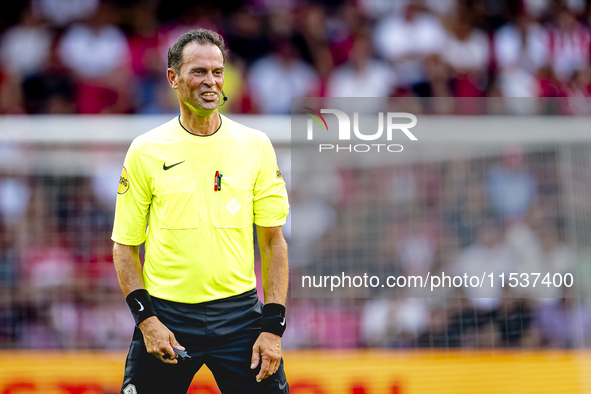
(113, 242, 184, 364)
(113, 243, 144, 295)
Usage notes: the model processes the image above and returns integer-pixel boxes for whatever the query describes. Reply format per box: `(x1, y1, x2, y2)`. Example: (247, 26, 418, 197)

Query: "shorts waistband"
(151, 288, 258, 308)
(148, 288, 262, 339)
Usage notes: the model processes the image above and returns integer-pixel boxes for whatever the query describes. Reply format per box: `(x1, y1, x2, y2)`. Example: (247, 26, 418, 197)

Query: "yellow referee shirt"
(112, 115, 289, 303)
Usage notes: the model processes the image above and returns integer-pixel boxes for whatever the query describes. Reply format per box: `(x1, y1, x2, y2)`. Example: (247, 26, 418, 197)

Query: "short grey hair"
(167, 29, 228, 73)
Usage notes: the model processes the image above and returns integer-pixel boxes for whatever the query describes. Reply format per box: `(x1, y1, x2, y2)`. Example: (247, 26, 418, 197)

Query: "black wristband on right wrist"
(261, 303, 286, 337)
(126, 289, 157, 326)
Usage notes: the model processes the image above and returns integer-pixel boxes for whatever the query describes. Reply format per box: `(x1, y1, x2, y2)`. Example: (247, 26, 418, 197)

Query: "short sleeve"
(111, 140, 152, 245)
(253, 137, 289, 227)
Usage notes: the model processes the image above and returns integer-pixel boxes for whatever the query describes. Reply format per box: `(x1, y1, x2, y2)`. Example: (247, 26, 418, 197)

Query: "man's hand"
(138, 316, 185, 365)
(250, 332, 282, 382)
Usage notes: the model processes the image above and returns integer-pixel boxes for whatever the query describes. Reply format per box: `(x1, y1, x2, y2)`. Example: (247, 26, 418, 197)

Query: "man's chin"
(200, 102, 218, 111)
(184, 101, 218, 117)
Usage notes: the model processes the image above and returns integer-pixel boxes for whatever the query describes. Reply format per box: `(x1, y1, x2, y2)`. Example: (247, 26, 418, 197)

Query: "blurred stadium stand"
(0, 0, 590, 115)
(1, 108, 591, 353)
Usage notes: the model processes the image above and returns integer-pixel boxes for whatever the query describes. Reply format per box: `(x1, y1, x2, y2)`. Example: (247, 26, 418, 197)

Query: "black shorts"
(120, 289, 289, 394)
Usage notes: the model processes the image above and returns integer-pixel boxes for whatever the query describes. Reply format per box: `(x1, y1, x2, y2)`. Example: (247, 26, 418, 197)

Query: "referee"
(112, 29, 290, 394)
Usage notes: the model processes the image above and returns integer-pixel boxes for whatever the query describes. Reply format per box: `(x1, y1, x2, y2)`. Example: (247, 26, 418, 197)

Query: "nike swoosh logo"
(163, 161, 185, 171)
(280, 317, 286, 327)
(135, 299, 144, 312)
(279, 381, 288, 390)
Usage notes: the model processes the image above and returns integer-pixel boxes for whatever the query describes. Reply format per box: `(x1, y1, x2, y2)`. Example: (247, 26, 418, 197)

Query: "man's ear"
(167, 68, 178, 89)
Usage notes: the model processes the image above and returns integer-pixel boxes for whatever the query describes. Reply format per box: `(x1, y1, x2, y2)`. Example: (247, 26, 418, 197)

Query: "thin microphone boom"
(219, 90, 228, 106)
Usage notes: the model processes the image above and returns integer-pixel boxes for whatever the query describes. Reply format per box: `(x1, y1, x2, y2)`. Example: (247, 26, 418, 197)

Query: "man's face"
(169, 42, 224, 117)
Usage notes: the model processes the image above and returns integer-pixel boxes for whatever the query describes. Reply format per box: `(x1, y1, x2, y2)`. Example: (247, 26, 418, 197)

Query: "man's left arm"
(251, 225, 288, 382)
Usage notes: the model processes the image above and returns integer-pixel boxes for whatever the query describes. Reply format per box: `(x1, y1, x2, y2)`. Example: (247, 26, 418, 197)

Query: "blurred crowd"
(1, 0, 591, 114)
(285, 145, 591, 350)
(2, 0, 591, 351)
(2, 141, 591, 350)
(0, 171, 127, 349)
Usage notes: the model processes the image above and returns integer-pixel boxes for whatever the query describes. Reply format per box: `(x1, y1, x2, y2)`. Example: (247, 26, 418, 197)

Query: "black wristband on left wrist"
(261, 303, 286, 337)
(126, 289, 157, 326)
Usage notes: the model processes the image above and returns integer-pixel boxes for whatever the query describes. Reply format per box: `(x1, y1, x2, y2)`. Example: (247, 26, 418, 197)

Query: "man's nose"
(203, 72, 215, 87)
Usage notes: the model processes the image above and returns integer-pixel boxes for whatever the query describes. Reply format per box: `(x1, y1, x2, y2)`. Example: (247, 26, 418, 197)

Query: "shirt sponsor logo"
(163, 161, 185, 171)
(118, 166, 129, 194)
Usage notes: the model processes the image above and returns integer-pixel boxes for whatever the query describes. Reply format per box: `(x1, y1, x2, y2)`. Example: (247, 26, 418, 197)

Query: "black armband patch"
(261, 303, 286, 337)
(126, 289, 157, 326)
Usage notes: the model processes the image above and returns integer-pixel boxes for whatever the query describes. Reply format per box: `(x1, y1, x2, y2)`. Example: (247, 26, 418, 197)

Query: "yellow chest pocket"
(214, 175, 253, 229)
(154, 175, 199, 229)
